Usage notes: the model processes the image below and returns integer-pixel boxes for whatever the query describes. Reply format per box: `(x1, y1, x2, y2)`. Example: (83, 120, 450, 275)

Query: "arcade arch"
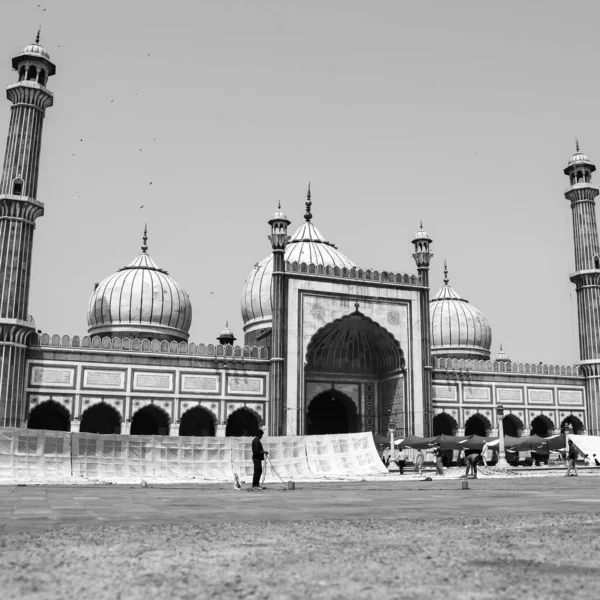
(80, 403, 121, 434)
(502, 414, 524, 438)
(27, 400, 70, 431)
(530, 414, 555, 437)
(464, 413, 491, 437)
(307, 389, 358, 435)
(130, 404, 170, 435)
(433, 412, 458, 436)
(179, 406, 216, 437)
(561, 415, 584, 434)
(304, 309, 405, 435)
(226, 407, 261, 437)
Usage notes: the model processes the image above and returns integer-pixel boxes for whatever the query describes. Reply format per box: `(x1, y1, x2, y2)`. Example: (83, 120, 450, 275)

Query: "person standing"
(565, 440, 579, 477)
(414, 449, 424, 475)
(432, 444, 444, 476)
(252, 429, 268, 490)
(395, 448, 407, 475)
(480, 442, 489, 467)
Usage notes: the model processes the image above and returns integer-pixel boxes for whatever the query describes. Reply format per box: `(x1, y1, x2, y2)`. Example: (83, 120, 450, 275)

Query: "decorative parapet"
(284, 261, 422, 286)
(433, 357, 581, 377)
(29, 333, 269, 360)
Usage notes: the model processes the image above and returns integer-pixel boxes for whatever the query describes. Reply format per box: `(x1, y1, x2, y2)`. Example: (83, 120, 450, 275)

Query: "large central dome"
(241, 191, 356, 335)
(87, 229, 192, 341)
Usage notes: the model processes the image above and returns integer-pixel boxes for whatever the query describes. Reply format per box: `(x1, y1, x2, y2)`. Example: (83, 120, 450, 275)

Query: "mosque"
(0, 39, 596, 442)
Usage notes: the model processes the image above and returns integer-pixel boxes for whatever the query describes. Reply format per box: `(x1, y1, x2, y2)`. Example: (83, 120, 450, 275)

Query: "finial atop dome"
(304, 182, 312, 222)
(35, 27, 41, 44)
(576, 137, 580, 153)
(443, 260, 449, 285)
(141, 224, 148, 253)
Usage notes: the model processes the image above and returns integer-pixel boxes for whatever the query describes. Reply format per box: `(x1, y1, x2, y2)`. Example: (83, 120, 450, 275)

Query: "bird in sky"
(140, 205, 144, 209)
(149, 182, 153, 185)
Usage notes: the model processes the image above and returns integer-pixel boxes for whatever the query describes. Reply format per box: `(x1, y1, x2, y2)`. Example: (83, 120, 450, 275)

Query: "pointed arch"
(226, 407, 261, 437)
(28, 400, 70, 431)
(131, 403, 170, 435)
(305, 310, 405, 375)
(306, 389, 358, 435)
(433, 412, 458, 436)
(503, 413, 524, 438)
(80, 402, 122, 434)
(464, 412, 492, 437)
(530, 414, 555, 437)
(179, 406, 216, 436)
(561, 415, 584, 434)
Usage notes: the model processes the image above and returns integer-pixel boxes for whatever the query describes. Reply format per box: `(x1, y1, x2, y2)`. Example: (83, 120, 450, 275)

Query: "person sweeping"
(252, 429, 268, 491)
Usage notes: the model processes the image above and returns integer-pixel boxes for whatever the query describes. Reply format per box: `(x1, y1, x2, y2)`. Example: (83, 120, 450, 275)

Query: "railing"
(30, 333, 269, 359)
(433, 357, 581, 377)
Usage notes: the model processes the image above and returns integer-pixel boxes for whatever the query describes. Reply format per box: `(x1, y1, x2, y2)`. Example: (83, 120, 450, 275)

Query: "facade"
(0, 39, 595, 440)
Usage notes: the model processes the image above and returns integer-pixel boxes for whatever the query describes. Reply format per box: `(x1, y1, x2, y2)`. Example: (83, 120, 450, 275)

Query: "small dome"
(412, 222, 431, 241)
(217, 322, 236, 345)
(429, 264, 492, 360)
(242, 219, 356, 333)
(21, 43, 50, 60)
(269, 203, 290, 223)
(496, 344, 510, 362)
(87, 234, 192, 341)
(568, 152, 592, 166)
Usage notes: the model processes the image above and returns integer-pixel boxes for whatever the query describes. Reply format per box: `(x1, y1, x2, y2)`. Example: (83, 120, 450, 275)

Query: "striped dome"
(21, 43, 51, 60)
(87, 244, 192, 342)
(429, 267, 491, 360)
(241, 219, 356, 333)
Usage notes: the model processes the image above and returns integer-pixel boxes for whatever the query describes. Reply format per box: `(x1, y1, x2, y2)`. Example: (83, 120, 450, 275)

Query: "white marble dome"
(21, 43, 51, 60)
(241, 218, 356, 334)
(429, 266, 492, 360)
(87, 239, 192, 341)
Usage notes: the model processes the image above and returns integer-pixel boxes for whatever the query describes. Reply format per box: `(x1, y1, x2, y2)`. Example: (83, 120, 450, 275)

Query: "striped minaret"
(564, 142, 600, 435)
(0, 34, 55, 427)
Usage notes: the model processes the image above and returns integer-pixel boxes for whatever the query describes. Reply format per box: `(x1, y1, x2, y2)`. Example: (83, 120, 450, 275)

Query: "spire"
(278, 201, 281, 210)
(576, 137, 580, 153)
(304, 182, 312, 222)
(443, 260, 449, 285)
(141, 224, 148, 253)
(35, 27, 41, 44)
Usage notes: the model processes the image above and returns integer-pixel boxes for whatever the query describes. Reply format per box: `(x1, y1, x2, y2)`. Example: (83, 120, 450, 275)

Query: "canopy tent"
(569, 434, 600, 461)
(372, 433, 391, 447)
(457, 434, 498, 450)
(503, 434, 565, 451)
(394, 434, 437, 449)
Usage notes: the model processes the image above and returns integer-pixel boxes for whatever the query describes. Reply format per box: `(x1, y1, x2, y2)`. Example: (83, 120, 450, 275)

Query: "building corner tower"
(0, 35, 55, 426)
(412, 223, 433, 436)
(564, 144, 600, 434)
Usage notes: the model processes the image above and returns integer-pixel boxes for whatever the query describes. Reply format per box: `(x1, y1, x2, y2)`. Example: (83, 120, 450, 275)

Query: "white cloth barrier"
(570, 434, 600, 463)
(0, 428, 388, 481)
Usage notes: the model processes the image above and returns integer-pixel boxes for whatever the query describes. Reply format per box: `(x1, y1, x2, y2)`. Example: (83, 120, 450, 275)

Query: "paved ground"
(1, 477, 599, 599)
(0, 476, 598, 533)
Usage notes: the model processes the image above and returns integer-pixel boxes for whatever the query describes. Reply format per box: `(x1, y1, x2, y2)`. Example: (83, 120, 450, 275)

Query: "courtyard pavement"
(1, 476, 598, 534)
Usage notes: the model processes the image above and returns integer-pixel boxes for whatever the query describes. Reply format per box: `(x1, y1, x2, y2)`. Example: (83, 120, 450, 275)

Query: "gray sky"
(1, 0, 597, 365)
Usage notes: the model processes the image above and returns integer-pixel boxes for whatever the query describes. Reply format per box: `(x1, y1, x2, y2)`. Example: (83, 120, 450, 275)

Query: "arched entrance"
(27, 400, 70, 431)
(530, 414, 554, 437)
(561, 415, 584, 434)
(179, 406, 216, 436)
(503, 414, 524, 438)
(433, 413, 458, 436)
(130, 405, 170, 435)
(464, 413, 491, 437)
(307, 389, 358, 435)
(305, 308, 405, 435)
(226, 408, 260, 436)
(80, 403, 121, 434)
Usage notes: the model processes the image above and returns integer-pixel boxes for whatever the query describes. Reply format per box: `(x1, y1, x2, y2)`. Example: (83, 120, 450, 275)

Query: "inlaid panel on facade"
(83, 369, 126, 390)
(227, 376, 265, 396)
(181, 374, 220, 394)
(432, 384, 457, 401)
(30, 366, 75, 388)
(558, 390, 584, 406)
(463, 386, 491, 403)
(133, 371, 174, 391)
(497, 388, 524, 404)
(528, 389, 554, 405)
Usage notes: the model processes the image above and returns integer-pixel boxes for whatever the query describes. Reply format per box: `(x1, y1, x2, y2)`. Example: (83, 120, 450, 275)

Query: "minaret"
(0, 35, 55, 427)
(268, 201, 290, 435)
(564, 143, 600, 434)
(412, 223, 433, 436)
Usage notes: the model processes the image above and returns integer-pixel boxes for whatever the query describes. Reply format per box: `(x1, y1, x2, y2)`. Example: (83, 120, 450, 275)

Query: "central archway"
(307, 389, 357, 435)
(304, 308, 405, 435)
